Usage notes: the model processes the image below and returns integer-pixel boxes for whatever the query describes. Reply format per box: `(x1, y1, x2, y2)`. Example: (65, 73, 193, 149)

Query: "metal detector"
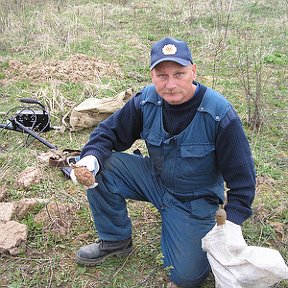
(0, 98, 57, 149)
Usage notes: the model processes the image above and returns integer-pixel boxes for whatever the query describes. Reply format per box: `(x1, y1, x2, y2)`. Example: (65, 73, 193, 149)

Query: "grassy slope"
(0, 0, 287, 287)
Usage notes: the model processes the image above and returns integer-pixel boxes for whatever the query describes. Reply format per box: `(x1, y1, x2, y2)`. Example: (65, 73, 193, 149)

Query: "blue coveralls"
(87, 85, 232, 287)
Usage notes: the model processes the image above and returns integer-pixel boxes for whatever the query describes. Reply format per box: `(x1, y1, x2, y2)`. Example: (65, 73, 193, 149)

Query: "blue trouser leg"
(160, 193, 217, 287)
(86, 152, 218, 287)
(87, 152, 164, 240)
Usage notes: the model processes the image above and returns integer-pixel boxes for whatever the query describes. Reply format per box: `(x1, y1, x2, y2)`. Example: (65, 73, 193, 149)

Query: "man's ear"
(150, 70, 155, 83)
(191, 64, 197, 80)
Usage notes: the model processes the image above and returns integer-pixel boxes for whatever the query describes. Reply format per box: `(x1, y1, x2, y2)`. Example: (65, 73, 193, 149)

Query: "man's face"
(151, 61, 197, 105)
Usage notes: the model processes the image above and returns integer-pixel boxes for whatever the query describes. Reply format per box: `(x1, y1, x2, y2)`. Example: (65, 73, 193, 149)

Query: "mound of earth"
(1, 54, 123, 84)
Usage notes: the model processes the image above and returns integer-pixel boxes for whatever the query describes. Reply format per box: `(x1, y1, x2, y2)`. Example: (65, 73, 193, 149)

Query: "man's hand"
(70, 155, 99, 188)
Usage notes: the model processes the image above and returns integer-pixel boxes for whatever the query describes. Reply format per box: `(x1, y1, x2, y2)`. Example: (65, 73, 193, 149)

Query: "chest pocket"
(178, 143, 216, 178)
(142, 129, 164, 175)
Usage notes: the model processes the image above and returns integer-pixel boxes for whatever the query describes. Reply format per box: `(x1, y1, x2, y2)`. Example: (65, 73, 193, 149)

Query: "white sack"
(202, 220, 288, 288)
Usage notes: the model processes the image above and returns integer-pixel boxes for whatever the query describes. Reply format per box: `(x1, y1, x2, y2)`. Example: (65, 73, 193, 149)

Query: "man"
(71, 37, 256, 287)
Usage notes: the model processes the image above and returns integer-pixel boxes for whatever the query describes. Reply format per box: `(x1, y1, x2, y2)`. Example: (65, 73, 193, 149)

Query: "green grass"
(0, 0, 287, 287)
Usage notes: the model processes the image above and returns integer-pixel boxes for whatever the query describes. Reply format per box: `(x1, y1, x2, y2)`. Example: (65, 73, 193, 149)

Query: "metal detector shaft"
(1, 119, 75, 179)
(12, 119, 57, 149)
(0, 123, 15, 131)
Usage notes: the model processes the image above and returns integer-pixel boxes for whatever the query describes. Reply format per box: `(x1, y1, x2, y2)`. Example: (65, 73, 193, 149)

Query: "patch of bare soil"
(16, 166, 43, 189)
(35, 202, 79, 236)
(256, 175, 276, 193)
(1, 54, 123, 84)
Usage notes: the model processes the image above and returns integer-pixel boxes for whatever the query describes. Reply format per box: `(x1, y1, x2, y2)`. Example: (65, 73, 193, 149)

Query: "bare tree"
(210, 0, 234, 89)
(235, 32, 266, 130)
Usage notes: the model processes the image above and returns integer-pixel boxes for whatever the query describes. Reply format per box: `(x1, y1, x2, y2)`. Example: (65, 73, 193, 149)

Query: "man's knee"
(169, 265, 210, 288)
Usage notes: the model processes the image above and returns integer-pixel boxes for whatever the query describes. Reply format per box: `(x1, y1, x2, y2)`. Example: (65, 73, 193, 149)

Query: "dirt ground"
(0, 54, 123, 85)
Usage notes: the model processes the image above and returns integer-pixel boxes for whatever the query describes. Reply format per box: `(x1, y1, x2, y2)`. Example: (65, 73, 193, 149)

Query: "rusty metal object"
(71, 165, 95, 187)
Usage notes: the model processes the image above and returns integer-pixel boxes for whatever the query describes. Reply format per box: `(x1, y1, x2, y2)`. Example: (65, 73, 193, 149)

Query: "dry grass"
(0, 0, 287, 287)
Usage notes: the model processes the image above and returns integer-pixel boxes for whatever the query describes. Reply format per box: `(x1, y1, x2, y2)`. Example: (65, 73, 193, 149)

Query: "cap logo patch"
(162, 44, 177, 55)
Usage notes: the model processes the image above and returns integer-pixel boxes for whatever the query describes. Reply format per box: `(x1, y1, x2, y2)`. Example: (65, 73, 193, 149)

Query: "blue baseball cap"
(150, 37, 193, 70)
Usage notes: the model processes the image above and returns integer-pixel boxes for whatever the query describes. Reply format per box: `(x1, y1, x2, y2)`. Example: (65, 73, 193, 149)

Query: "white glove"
(70, 155, 99, 188)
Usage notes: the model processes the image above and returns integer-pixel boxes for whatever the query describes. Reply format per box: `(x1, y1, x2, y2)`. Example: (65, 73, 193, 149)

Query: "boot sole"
(75, 246, 133, 266)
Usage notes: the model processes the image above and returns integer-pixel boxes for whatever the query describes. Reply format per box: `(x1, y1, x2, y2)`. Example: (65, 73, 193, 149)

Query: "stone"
(0, 202, 16, 221)
(0, 220, 28, 255)
(16, 166, 43, 188)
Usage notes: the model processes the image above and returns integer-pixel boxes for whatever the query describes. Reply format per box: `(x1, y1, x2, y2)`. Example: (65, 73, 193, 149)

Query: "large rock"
(0, 202, 15, 221)
(0, 220, 28, 255)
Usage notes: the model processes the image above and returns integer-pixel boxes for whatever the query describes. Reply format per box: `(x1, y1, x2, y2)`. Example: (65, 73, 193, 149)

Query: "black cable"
(22, 105, 51, 147)
(0, 106, 24, 124)
(0, 101, 52, 147)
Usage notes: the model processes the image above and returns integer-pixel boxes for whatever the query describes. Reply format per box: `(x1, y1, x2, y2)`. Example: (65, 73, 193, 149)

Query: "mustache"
(163, 90, 178, 94)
